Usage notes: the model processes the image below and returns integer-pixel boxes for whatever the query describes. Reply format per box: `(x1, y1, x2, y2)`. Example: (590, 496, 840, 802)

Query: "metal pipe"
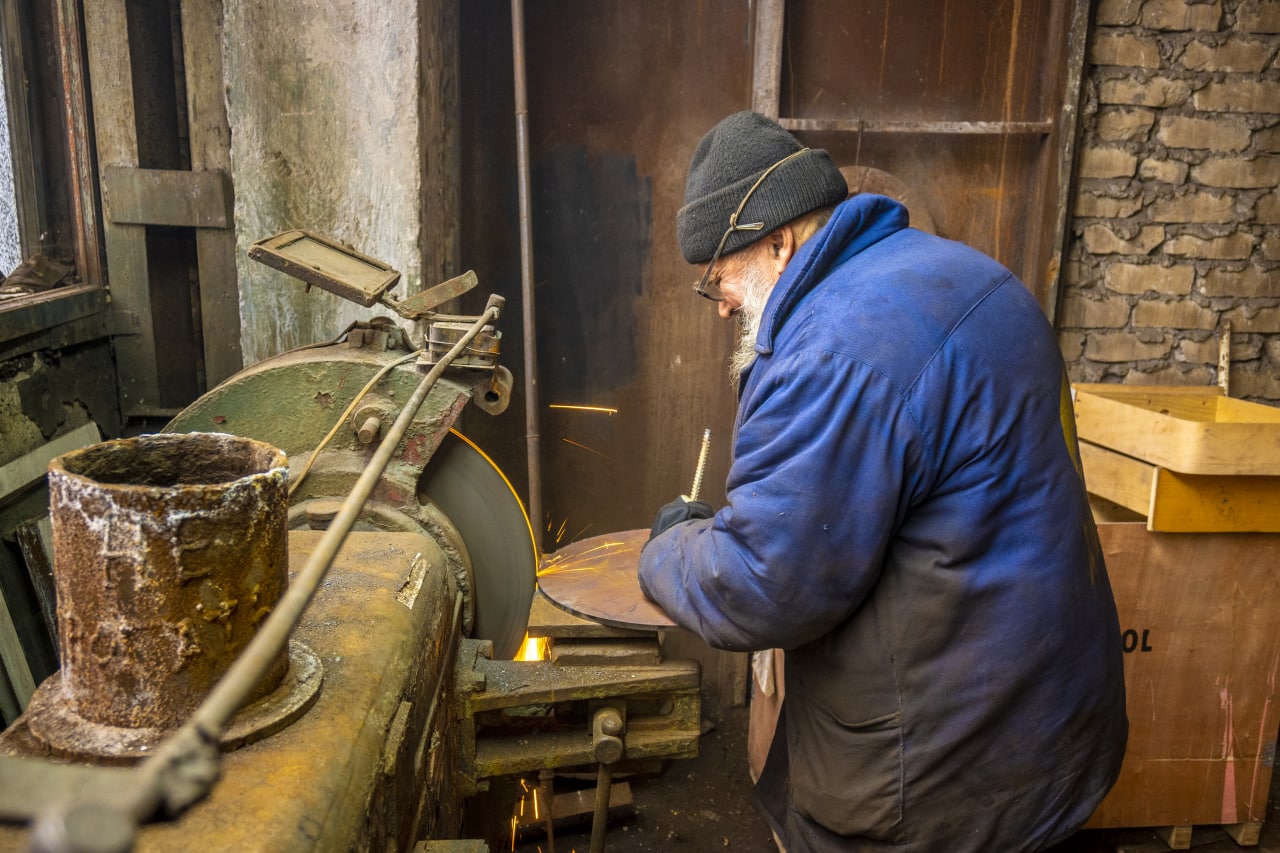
(27, 300, 506, 849)
(511, 0, 543, 552)
(589, 764, 612, 853)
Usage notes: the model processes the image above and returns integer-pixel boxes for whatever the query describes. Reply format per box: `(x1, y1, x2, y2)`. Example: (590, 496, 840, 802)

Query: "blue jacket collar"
(756, 194, 910, 356)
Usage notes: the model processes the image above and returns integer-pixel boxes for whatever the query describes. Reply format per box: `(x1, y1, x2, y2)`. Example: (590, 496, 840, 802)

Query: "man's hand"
(648, 496, 714, 542)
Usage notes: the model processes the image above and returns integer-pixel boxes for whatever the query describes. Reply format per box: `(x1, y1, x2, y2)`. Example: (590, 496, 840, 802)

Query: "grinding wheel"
(417, 430, 538, 660)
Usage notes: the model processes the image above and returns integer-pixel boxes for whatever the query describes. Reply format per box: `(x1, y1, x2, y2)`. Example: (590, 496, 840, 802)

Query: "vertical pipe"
(511, 0, 543, 551)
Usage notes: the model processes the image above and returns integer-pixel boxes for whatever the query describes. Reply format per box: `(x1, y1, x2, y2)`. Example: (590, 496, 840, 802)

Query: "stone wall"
(1061, 0, 1280, 403)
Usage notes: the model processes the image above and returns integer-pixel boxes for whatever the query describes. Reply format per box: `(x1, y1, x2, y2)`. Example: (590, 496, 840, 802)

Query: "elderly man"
(638, 111, 1128, 852)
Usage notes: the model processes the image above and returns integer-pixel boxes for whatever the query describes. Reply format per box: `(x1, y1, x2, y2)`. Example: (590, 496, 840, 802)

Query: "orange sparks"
(560, 437, 609, 459)
(537, 540, 629, 577)
(548, 403, 618, 414)
(516, 634, 548, 661)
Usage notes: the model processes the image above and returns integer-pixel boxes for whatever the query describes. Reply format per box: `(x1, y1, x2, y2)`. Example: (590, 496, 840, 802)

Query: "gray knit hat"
(677, 111, 848, 264)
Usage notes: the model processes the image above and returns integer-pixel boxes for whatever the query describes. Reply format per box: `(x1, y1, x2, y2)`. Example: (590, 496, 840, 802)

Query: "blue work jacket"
(639, 194, 1127, 852)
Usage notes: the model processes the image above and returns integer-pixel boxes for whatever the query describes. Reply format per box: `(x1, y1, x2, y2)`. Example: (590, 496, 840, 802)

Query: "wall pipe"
(511, 0, 543, 552)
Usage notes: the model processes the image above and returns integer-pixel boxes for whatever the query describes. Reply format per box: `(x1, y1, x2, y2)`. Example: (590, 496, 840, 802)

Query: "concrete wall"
(1060, 0, 1280, 403)
(223, 1, 426, 365)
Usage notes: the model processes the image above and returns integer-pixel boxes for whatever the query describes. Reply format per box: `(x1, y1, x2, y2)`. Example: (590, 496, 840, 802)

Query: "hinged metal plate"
(248, 230, 401, 307)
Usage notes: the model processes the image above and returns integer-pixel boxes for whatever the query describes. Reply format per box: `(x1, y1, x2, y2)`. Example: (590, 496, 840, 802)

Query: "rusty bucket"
(25, 432, 307, 760)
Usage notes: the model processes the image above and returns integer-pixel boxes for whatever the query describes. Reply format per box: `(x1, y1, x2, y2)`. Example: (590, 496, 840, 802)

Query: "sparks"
(548, 403, 618, 414)
(561, 437, 609, 459)
(516, 634, 548, 661)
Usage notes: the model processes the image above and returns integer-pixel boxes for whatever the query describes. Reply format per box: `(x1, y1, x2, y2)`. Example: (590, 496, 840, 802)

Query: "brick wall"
(1061, 0, 1280, 403)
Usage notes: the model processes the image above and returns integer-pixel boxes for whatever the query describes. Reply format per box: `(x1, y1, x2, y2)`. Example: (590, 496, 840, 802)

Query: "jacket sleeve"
(638, 349, 929, 651)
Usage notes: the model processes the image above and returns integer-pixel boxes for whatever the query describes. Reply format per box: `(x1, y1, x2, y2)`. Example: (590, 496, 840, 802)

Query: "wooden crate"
(1074, 384, 1280, 532)
(1085, 524, 1280, 836)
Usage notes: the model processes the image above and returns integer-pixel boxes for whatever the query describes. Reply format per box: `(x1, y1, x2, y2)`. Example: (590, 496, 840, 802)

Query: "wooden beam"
(55, 0, 105, 287)
(84, 0, 161, 414)
(101, 166, 232, 229)
(181, 0, 243, 387)
(751, 0, 784, 119)
(0, 586, 34, 708)
(779, 118, 1055, 135)
(1046, 0, 1096, 326)
(0, 420, 101, 503)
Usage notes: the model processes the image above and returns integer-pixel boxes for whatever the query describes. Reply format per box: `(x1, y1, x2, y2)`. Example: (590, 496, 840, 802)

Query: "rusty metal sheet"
(537, 529, 676, 630)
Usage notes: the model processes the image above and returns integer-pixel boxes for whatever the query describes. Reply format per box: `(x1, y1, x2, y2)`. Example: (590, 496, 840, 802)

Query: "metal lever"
(590, 705, 625, 853)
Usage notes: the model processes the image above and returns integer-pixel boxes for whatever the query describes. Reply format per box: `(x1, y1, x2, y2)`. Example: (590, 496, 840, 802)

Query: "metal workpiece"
(29, 433, 295, 760)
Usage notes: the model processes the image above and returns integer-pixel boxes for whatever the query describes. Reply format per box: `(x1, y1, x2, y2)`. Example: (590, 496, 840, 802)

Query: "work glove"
(648, 496, 714, 542)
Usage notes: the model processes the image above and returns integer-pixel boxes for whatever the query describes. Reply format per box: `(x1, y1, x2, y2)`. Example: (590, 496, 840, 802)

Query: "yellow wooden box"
(1073, 384, 1280, 532)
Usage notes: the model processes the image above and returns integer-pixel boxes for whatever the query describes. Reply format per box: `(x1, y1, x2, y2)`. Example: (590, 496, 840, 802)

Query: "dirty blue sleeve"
(638, 349, 927, 651)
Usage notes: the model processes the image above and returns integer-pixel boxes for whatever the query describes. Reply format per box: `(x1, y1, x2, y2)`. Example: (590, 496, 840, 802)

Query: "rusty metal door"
(757, 0, 1088, 314)
(457, 2, 1088, 705)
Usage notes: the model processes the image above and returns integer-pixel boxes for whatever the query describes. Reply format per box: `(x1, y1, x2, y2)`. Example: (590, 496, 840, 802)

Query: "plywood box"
(1074, 384, 1280, 476)
(1085, 523, 1280, 833)
(1074, 385, 1280, 532)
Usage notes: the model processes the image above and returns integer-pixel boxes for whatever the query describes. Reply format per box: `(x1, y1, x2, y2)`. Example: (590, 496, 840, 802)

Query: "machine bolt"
(357, 416, 381, 444)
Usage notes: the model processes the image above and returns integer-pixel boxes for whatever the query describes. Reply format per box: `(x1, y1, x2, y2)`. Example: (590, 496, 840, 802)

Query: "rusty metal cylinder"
(46, 432, 290, 730)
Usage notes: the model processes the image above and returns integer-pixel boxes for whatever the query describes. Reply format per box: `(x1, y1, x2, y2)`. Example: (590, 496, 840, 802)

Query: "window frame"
(0, 0, 104, 358)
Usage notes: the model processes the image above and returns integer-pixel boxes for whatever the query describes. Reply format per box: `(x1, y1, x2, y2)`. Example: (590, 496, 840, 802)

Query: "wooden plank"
(1155, 826, 1192, 849)
(1044, 0, 1094, 327)
(419, 0, 461, 290)
(1149, 467, 1280, 533)
(1224, 821, 1262, 846)
(1081, 440, 1280, 532)
(181, 0, 244, 387)
(514, 780, 633, 829)
(14, 522, 57, 649)
(101, 166, 232, 228)
(1080, 441, 1155, 517)
(0, 661, 19, 725)
(54, 0, 105, 286)
(549, 638, 662, 666)
(0, 583, 36, 707)
(751, 0, 784, 119)
(1074, 384, 1280, 476)
(84, 0, 161, 414)
(1085, 526, 1280, 830)
(0, 421, 101, 502)
(0, 282, 106, 345)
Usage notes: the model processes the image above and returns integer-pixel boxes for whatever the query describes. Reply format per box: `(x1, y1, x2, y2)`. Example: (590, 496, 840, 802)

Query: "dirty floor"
(497, 702, 1280, 853)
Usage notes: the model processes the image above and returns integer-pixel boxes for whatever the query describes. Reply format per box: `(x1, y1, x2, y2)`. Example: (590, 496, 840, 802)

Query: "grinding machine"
(0, 233, 701, 852)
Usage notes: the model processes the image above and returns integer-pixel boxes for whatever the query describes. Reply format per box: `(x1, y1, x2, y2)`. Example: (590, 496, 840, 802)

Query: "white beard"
(728, 260, 777, 389)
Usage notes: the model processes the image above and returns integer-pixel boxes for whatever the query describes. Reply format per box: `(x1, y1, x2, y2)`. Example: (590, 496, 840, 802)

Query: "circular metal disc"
(538, 529, 678, 630)
(417, 430, 537, 660)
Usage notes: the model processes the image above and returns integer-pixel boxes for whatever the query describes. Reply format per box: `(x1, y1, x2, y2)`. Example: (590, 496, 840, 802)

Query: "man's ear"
(767, 226, 796, 277)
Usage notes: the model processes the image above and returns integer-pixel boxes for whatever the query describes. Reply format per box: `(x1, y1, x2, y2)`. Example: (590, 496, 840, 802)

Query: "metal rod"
(30, 301, 504, 845)
(779, 117, 1054, 135)
(689, 429, 710, 502)
(589, 763, 612, 853)
(538, 768, 556, 853)
(511, 0, 543, 551)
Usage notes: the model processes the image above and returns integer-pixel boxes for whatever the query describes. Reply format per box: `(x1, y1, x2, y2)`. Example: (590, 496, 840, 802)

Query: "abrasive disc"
(417, 430, 537, 660)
